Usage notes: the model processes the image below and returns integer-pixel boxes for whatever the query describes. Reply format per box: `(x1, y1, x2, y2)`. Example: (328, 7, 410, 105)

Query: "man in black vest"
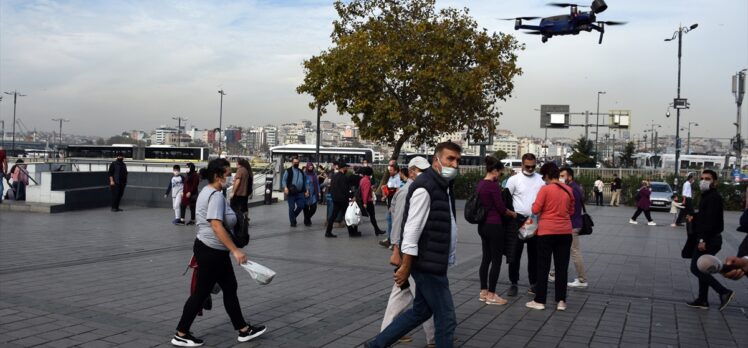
(324, 162, 357, 238)
(367, 141, 461, 348)
(108, 152, 128, 212)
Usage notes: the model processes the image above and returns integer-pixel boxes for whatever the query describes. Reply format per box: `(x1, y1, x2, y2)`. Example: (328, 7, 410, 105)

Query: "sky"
(1, 0, 746, 141)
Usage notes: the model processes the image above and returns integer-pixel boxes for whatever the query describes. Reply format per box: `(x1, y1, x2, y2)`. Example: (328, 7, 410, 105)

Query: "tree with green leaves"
(568, 136, 596, 167)
(619, 141, 636, 168)
(297, 0, 523, 160)
(493, 150, 508, 161)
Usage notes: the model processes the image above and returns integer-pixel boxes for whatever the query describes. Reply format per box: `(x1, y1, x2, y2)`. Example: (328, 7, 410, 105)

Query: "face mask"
(699, 180, 711, 192)
(293, 163, 299, 168)
(117, 158, 123, 162)
(559, 177, 566, 184)
(221, 176, 231, 189)
(437, 157, 458, 180)
(173, 171, 180, 176)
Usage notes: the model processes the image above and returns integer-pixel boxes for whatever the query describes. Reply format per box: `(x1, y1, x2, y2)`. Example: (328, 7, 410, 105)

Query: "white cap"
(408, 156, 430, 170)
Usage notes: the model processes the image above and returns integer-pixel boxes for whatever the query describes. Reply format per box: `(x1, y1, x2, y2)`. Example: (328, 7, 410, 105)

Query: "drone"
(501, 0, 626, 44)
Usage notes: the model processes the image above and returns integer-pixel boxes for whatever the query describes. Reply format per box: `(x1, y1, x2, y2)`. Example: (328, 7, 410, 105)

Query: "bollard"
(264, 175, 274, 205)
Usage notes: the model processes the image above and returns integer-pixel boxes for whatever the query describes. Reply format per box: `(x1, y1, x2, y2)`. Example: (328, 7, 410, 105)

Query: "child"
(670, 194, 685, 227)
(165, 165, 184, 225)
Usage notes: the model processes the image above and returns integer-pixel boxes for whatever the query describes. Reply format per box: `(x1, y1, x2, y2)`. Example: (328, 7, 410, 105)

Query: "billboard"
(540, 105, 570, 128)
(608, 110, 631, 129)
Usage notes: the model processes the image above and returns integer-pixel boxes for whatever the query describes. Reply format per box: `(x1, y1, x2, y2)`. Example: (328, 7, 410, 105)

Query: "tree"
(493, 150, 508, 161)
(620, 141, 636, 168)
(297, 0, 523, 160)
(568, 136, 596, 167)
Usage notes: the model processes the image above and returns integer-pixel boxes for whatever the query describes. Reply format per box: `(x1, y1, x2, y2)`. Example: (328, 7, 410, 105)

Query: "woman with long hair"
(180, 163, 199, 225)
(171, 158, 266, 347)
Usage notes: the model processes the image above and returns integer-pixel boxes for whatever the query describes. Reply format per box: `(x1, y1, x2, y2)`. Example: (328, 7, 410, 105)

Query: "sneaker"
(507, 284, 518, 297)
(375, 229, 386, 236)
(290, 222, 297, 227)
(686, 299, 709, 309)
(397, 336, 413, 343)
(349, 232, 362, 237)
(186, 220, 196, 226)
(172, 218, 181, 225)
(568, 279, 588, 288)
(629, 219, 638, 225)
(719, 291, 735, 311)
(325, 233, 337, 238)
(670, 223, 677, 227)
(171, 333, 204, 347)
(485, 293, 508, 305)
(557, 301, 567, 311)
(238, 325, 266, 342)
(647, 221, 657, 226)
(479, 290, 488, 302)
(525, 301, 545, 310)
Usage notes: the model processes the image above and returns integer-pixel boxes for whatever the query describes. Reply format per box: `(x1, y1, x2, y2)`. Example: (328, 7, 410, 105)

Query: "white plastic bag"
(241, 261, 276, 285)
(345, 202, 361, 226)
(518, 214, 538, 240)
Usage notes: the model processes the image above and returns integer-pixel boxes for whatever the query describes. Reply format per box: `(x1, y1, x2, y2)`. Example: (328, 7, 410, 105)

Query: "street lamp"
(595, 91, 606, 160)
(665, 22, 698, 191)
(172, 116, 188, 147)
(4, 90, 27, 155)
(51, 118, 70, 150)
(217, 89, 226, 157)
(733, 69, 746, 168)
(679, 122, 698, 154)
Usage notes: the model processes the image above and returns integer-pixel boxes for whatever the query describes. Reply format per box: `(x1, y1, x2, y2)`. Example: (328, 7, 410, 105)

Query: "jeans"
(325, 200, 356, 235)
(386, 210, 393, 238)
(176, 239, 247, 333)
(287, 193, 305, 224)
(631, 208, 652, 222)
(595, 192, 603, 206)
(535, 234, 572, 304)
(326, 193, 334, 223)
(369, 270, 456, 348)
(478, 223, 504, 293)
(689, 235, 730, 301)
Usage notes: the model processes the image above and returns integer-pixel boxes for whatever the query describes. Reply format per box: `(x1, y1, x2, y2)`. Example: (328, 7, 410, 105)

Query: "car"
(648, 181, 673, 210)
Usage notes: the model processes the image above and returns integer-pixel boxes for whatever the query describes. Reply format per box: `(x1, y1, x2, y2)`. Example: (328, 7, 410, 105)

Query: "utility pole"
(595, 91, 606, 159)
(217, 89, 226, 157)
(733, 69, 746, 168)
(3, 90, 27, 155)
(51, 118, 69, 150)
(172, 116, 188, 147)
(316, 104, 322, 166)
(584, 110, 590, 140)
(665, 23, 698, 190)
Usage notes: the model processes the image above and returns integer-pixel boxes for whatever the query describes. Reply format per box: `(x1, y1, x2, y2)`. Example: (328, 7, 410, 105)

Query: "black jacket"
(739, 234, 748, 258)
(330, 172, 351, 203)
(401, 167, 456, 275)
(692, 189, 723, 240)
(108, 160, 128, 185)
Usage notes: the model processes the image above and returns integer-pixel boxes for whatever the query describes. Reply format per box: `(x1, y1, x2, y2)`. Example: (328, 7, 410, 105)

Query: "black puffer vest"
(402, 167, 456, 275)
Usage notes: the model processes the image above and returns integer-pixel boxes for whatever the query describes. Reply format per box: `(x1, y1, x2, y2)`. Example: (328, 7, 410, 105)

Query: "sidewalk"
(0, 203, 746, 347)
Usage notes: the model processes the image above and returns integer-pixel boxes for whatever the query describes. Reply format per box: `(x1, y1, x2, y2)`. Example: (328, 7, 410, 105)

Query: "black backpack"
(209, 191, 250, 248)
(464, 183, 486, 224)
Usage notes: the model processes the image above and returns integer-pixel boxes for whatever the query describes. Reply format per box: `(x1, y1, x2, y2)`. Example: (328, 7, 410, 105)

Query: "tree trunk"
(390, 133, 412, 161)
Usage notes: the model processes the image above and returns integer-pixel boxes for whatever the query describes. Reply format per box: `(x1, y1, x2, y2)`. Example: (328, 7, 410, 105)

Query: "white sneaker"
(526, 301, 545, 310)
(647, 221, 657, 226)
(629, 219, 638, 224)
(557, 301, 567, 311)
(567, 279, 588, 288)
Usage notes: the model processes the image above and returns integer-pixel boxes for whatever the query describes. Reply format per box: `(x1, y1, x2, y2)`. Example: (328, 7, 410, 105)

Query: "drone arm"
(590, 23, 604, 44)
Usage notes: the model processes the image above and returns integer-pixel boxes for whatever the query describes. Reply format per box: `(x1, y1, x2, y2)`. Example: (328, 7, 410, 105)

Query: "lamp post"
(217, 89, 226, 157)
(315, 104, 321, 166)
(3, 90, 27, 155)
(172, 116, 188, 147)
(679, 122, 698, 154)
(51, 118, 69, 150)
(665, 23, 698, 190)
(733, 69, 746, 168)
(595, 91, 606, 160)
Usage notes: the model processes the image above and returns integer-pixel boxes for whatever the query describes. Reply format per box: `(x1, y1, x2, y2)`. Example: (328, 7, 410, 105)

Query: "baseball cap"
(408, 156, 430, 170)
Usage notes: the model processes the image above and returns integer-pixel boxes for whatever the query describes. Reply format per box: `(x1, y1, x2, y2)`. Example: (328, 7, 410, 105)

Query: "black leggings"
(303, 202, 317, 224)
(535, 234, 572, 304)
(364, 203, 384, 233)
(631, 208, 652, 222)
(176, 239, 247, 333)
(478, 223, 505, 293)
(326, 201, 356, 235)
(180, 196, 197, 221)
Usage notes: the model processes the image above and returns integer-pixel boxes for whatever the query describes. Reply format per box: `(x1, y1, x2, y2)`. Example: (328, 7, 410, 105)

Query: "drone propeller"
(547, 2, 586, 8)
(499, 16, 541, 21)
(597, 20, 627, 25)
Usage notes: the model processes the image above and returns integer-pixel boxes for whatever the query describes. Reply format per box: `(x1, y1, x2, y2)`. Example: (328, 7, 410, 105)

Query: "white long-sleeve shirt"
(682, 181, 692, 198)
(400, 187, 457, 266)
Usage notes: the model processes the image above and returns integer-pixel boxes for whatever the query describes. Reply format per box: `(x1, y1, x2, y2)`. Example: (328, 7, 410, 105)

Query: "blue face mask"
(437, 157, 459, 181)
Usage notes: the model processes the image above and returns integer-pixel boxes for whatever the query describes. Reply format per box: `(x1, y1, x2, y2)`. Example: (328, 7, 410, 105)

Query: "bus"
(269, 144, 374, 165)
(399, 153, 484, 166)
(635, 153, 735, 170)
(65, 145, 209, 161)
(65, 145, 137, 159)
(144, 146, 209, 161)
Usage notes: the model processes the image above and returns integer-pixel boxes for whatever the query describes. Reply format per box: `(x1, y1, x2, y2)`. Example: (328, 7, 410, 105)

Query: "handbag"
(579, 199, 594, 236)
(345, 201, 361, 226)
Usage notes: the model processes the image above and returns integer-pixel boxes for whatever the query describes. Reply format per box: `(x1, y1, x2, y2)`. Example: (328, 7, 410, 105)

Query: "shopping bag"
(518, 214, 538, 240)
(345, 202, 361, 226)
(241, 261, 276, 285)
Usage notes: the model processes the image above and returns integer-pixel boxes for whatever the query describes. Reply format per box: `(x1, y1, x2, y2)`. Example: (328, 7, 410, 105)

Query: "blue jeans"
(326, 193, 333, 223)
(287, 193, 305, 224)
(0, 179, 3, 203)
(368, 270, 456, 348)
(386, 210, 393, 238)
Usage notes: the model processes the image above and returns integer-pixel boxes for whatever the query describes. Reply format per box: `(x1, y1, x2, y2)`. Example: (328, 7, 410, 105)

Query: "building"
(153, 126, 177, 145)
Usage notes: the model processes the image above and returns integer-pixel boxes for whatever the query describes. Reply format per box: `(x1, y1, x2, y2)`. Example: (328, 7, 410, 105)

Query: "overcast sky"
(1, 0, 746, 141)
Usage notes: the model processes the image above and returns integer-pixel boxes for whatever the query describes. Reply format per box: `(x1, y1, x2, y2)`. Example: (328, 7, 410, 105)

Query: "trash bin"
(264, 175, 274, 205)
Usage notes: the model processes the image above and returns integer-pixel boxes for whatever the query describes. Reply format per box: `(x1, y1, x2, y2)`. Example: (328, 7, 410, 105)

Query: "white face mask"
(699, 180, 712, 192)
(173, 171, 180, 176)
(437, 157, 458, 181)
(559, 177, 566, 184)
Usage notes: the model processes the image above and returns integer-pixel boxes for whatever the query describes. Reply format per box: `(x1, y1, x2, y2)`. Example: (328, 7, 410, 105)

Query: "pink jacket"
(360, 176, 373, 203)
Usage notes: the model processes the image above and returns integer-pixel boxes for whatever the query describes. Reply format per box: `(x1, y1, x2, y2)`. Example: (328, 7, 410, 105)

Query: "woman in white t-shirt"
(172, 159, 266, 347)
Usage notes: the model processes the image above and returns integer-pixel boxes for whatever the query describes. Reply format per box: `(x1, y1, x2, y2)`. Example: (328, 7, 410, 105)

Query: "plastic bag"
(241, 261, 276, 285)
(518, 215, 538, 240)
(345, 202, 361, 226)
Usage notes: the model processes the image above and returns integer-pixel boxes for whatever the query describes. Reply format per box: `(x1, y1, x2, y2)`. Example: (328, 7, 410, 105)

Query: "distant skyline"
(1, 0, 746, 141)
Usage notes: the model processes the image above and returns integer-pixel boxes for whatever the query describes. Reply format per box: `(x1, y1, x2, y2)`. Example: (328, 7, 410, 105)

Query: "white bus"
(269, 144, 375, 165)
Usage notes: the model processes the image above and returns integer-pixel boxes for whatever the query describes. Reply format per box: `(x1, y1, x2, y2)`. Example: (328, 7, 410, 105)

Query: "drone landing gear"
(541, 36, 549, 43)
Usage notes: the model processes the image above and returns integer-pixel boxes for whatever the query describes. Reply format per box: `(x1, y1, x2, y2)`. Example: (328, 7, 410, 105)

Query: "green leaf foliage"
(297, 0, 523, 160)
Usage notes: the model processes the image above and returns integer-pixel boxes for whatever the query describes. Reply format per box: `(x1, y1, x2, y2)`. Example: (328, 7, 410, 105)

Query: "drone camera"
(591, 0, 608, 14)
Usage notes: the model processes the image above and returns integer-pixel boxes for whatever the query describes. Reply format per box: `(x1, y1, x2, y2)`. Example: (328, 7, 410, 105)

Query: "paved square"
(1, 202, 747, 347)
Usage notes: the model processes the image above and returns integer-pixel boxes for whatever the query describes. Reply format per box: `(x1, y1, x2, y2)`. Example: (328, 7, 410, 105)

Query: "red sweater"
(531, 183, 575, 235)
(360, 176, 373, 203)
